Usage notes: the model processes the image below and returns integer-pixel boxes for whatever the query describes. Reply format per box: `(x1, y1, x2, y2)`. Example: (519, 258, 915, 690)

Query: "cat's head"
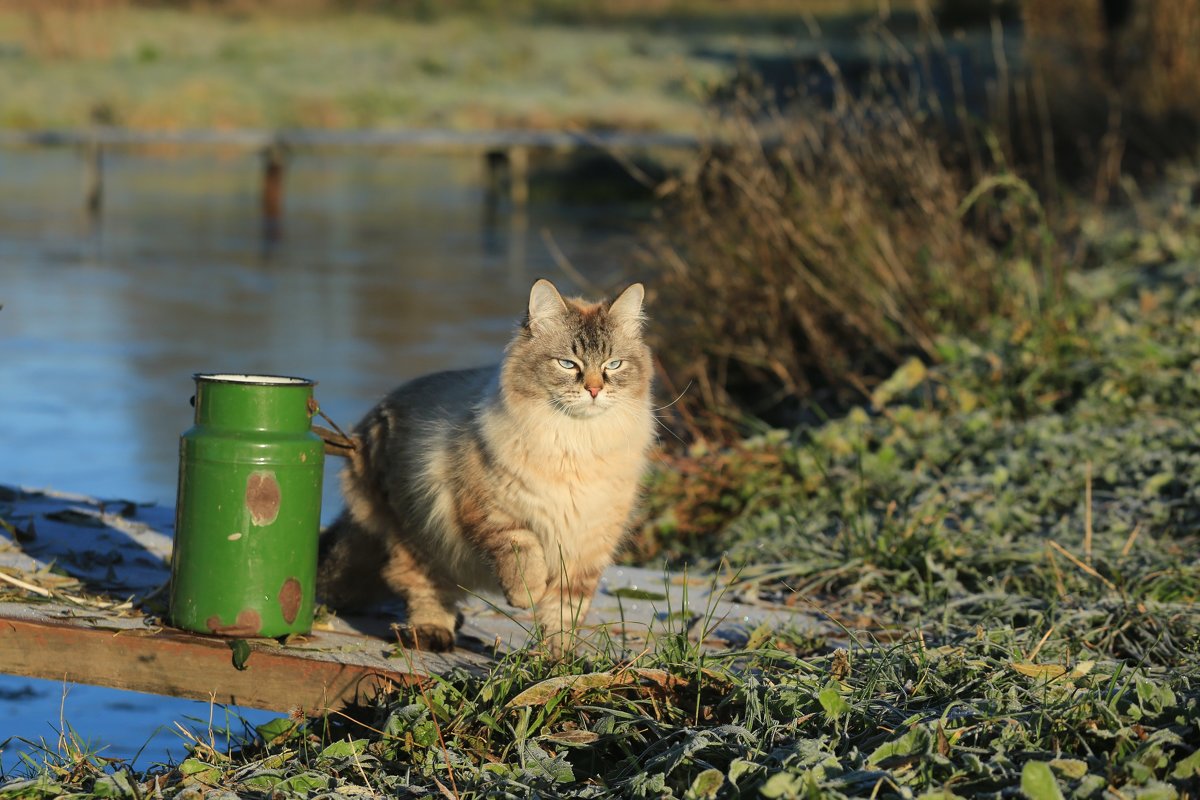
(502, 279, 652, 419)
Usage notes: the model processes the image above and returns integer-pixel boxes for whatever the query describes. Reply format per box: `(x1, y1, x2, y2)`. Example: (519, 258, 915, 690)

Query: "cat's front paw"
(496, 536, 550, 608)
(499, 558, 549, 609)
(393, 623, 456, 652)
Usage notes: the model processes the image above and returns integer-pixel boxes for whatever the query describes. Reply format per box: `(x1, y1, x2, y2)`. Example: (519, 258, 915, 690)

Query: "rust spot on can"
(278, 577, 302, 625)
(245, 471, 281, 526)
(205, 609, 263, 637)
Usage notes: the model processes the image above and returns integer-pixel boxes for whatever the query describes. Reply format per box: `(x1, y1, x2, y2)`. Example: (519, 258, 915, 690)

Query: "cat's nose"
(586, 384, 602, 398)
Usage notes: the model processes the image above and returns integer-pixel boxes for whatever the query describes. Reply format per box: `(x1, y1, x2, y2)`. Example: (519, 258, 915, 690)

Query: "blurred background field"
(0, 0, 904, 132)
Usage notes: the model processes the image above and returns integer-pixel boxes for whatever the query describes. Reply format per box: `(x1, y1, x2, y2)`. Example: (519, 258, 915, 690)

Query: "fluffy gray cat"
(317, 279, 654, 653)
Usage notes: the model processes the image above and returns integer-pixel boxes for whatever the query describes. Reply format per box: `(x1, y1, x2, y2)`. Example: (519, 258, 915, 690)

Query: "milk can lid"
(194, 373, 315, 387)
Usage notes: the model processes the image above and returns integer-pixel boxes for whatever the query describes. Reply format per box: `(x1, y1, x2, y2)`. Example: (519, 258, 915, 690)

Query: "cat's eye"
(556, 359, 578, 370)
(606, 359, 623, 370)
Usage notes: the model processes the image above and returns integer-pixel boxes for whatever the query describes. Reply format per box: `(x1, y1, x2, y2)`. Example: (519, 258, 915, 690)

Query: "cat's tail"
(317, 407, 398, 610)
(316, 512, 391, 611)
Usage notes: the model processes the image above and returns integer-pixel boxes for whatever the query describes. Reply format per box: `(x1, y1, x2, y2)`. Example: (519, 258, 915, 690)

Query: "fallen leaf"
(688, 768, 725, 799)
(229, 639, 252, 670)
(542, 729, 600, 746)
(506, 668, 687, 708)
(1020, 761, 1066, 800)
(1010, 661, 1095, 681)
(1010, 662, 1067, 680)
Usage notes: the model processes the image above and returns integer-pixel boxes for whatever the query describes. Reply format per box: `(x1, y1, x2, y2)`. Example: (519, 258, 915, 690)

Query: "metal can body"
(170, 374, 325, 637)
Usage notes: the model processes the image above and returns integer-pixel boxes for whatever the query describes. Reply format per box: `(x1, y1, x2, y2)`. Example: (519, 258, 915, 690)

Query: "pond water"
(0, 147, 646, 774)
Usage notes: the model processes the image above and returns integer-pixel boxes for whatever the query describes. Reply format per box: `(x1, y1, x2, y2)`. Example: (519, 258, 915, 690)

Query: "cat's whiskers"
(651, 381, 693, 413)
(652, 414, 687, 447)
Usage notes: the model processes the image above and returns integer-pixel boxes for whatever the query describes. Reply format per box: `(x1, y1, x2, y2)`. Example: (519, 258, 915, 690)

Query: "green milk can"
(170, 373, 325, 638)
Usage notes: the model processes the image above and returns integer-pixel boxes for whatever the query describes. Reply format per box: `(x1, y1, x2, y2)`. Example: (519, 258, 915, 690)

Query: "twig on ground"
(1048, 539, 1118, 593)
(0, 569, 53, 597)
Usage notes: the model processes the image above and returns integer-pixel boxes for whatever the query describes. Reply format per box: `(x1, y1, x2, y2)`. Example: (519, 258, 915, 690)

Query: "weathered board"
(0, 605, 424, 714)
(0, 485, 825, 713)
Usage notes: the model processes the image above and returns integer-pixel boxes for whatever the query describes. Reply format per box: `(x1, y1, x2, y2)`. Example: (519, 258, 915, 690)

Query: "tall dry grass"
(646, 0, 1200, 434)
(648, 108, 996, 427)
(644, 86, 1059, 433)
(1019, 0, 1200, 196)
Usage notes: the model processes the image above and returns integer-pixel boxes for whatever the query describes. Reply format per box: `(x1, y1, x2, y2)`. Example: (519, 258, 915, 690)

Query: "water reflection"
(0, 147, 643, 507)
(0, 146, 645, 770)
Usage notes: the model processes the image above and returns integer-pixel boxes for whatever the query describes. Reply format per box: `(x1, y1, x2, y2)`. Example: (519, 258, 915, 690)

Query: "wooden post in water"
(261, 139, 286, 241)
(508, 145, 529, 206)
(83, 105, 114, 221)
(483, 146, 530, 208)
(484, 148, 507, 206)
(83, 136, 103, 219)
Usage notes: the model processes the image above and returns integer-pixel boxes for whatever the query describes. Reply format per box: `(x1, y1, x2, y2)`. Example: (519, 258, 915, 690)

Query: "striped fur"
(317, 280, 654, 654)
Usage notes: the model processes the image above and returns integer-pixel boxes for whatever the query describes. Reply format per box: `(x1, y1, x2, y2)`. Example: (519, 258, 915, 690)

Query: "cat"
(316, 279, 655, 653)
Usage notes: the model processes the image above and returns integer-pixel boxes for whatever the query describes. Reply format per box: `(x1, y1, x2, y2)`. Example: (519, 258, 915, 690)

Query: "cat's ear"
(608, 283, 645, 329)
(527, 279, 568, 330)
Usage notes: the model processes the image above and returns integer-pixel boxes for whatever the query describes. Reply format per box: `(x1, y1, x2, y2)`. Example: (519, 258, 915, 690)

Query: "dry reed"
(644, 89, 1047, 430)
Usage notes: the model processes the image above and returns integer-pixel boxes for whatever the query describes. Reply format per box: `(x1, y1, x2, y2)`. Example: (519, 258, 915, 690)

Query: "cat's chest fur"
(479, 403, 653, 548)
(417, 395, 652, 590)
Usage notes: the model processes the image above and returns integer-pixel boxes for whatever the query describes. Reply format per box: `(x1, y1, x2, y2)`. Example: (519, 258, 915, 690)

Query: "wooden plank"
(0, 612, 417, 714)
(0, 484, 827, 712)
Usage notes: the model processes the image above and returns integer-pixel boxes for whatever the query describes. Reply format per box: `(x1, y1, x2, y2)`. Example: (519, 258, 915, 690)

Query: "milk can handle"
(307, 397, 357, 457)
